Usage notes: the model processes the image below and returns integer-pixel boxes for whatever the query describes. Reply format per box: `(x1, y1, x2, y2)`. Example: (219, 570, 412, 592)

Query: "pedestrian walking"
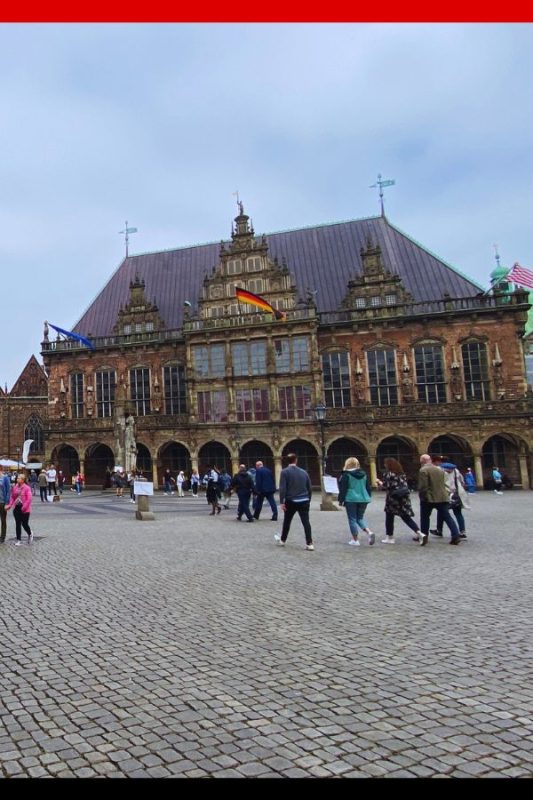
(6, 474, 34, 546)
(191, 469, 199, 497)
(29, 469, 38, 496)
(377, 457, 422, 544)
(38, 469, 48, 502)
(431, 462, 470, 540)
(219, 470, 232, 508)
(163, 469, 175, 496)
(231, 465, 255, 522)
(253, 461, 278, 521)
(337, 457, 375, 546)
(274, 453, 314, 550)
(464, 467, 476, 494)
(46, 463, 57, 497)
(176, 470, 185, 497)
(206, 466, 222, 515)
(57, 469, 65, 495)
(492, 466, 504, 494)
(74, 470, 84, 495)
(115, 470, 126, 498)
(0, 466, 11, 543)
(418, 454, 461, 546)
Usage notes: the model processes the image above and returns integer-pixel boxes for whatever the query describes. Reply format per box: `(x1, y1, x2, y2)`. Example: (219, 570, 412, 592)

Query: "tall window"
(231, 340, 267, 376)
(322, 352, 351, 407)
(414, 345, 446, 404)
(130, 368, 151, 415)
(278, 385, 312, 419)
(96, 371, 116, 418)
(24, 415, 44, 453)
(164, 365, 187, 415)
(235, 389, 270, 422)
(70, 373, 84, 418)
(192, 344, 225, 378)
(274, 337, 310, 373)
(462, 342, 491, 401)
(367, 350, 398, 406)
(227, 259, 242, 275)
(197, 391, 228, 423)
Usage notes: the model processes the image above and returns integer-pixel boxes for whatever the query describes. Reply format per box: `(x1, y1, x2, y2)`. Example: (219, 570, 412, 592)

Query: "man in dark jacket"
(253, 460, 278, 521)
(0, 467, 11, 543)
(274, 453, 314, 550)
(231, 465, 255, 522)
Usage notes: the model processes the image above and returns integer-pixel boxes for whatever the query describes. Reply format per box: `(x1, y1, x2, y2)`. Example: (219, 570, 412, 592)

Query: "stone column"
(474, 454, 484, 489)
(369, 456, 378, 487)
(519, 454, 530, 489)
(151, 460, 158, 489)
(274, 456, 282, 489)
(231, 457, 240, 475)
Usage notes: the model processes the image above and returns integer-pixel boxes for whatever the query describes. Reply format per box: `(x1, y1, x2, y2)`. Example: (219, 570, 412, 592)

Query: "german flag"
(235, 287, 286, 320)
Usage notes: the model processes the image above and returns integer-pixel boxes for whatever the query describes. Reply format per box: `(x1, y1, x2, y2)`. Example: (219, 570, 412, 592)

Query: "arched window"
(24, 415, 44, 453)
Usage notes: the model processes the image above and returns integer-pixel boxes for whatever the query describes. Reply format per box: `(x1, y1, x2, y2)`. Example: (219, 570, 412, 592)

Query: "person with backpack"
(337, 457, 375, 546)
(219, 470, 232, 509)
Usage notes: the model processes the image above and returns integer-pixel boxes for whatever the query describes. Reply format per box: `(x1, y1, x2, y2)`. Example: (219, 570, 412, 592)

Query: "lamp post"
(314, 403, 337, 511)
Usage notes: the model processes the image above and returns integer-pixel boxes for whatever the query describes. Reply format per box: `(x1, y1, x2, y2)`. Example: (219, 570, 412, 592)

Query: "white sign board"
(323, 475, 339, 494)
(134, 481, 154, 496)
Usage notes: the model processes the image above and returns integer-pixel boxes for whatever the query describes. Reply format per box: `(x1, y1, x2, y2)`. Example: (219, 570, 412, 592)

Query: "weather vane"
(493, 243, 501, 268)
(119, 221, 138, 258)
(370, 174, 396, 217)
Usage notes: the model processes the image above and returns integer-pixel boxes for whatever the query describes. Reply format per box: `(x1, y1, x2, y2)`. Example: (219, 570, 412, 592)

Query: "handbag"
(390, 486, 410, 499)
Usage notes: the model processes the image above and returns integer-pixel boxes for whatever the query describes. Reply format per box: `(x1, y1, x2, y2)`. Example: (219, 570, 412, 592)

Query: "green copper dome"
(491, 265, 509, 282)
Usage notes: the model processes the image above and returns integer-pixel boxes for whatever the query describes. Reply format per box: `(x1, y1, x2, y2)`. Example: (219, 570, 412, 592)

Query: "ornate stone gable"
(113, 275, 167, 335)
(341, 237, 413, 312)
(10, 355, 48, 398)
(197, 205, 299, 321)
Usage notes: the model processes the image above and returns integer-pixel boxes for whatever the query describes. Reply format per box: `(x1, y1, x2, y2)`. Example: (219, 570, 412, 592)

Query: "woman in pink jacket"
(6, 474, 33, 546)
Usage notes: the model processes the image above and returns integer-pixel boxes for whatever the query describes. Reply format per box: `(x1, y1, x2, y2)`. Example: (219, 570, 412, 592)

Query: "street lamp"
(314, 403, 336, 511)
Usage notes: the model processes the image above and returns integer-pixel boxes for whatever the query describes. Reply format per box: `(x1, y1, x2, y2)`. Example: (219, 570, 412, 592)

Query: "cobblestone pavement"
(0, 489, 532, 779)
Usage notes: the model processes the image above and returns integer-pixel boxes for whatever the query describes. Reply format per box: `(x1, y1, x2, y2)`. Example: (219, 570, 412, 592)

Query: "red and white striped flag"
(507, 263, 533, 290)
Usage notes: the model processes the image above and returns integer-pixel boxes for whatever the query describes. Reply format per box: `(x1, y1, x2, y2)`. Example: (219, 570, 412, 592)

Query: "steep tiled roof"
(74, 215, 483, 337)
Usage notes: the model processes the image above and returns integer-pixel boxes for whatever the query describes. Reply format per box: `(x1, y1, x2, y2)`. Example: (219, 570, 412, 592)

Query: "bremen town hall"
(5, 204, 533, 490)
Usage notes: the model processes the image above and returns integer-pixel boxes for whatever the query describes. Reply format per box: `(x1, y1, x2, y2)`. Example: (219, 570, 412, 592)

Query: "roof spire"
(369, 173, 396, 217)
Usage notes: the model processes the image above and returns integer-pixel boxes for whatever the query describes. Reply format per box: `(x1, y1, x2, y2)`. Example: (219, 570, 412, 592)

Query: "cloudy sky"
(1, 23, 531, 387)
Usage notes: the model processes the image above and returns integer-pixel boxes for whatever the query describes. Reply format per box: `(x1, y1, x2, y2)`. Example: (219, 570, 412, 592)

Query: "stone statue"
(43, 321, 49, 342)
(124, 413, 137, 472)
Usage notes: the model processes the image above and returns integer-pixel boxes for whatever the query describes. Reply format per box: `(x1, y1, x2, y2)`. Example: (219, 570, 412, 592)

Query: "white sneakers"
(15, 541, 22, 547)
(381, 538, 395, 544)
(367, 531, 375, 546)
(348, 539, 361, 546)
(306, 544, 315, 551)
(274, 534, 285, 546)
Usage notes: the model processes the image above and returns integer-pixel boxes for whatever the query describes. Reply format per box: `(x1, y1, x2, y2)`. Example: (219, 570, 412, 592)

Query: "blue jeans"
(437, 505, 465, 534)
(344, 502, 370, 537)
(420, 501, 459, 539)
(237, 491, 253, 521)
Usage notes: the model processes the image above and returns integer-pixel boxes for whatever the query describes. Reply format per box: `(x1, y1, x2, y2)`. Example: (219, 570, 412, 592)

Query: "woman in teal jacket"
(337, 457, 375, 546)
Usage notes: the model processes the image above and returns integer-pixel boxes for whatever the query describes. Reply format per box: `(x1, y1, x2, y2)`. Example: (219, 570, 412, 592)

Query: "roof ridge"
(124, 214, 383, 260)
(73, 256, 127, 331)
(384, 218, 485, 291)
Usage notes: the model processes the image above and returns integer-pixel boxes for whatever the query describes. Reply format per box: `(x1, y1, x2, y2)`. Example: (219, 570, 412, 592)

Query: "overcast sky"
(1, 23, 532, 387)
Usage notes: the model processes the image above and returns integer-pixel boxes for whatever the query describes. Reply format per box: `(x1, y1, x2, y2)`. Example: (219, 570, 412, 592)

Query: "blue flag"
(48, 323, 95, 351)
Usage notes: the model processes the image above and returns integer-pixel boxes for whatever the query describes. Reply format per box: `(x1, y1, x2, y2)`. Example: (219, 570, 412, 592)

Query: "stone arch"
(239, 440, 274, 473)
(85, 443, 115, 487)
(136, 442, 153, 477)
(158, 441, 191, 484)
(428, 434, 474, 472)
(481, 433, 527, 488)
(327, 437, 369, 476)
(198, 441, 231, 477)
(282, 439, 320, 487)
(376, 436, 419, 485)
(51, 444, 80, 483)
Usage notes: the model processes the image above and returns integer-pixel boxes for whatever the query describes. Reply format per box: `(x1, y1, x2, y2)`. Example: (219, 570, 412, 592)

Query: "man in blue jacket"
(253, 460, 278, 521)
(274, 453, 314, 551)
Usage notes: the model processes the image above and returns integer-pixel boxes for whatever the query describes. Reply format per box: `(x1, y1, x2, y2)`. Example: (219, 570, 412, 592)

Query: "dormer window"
(247, 257, 262, 272)
(385, 294, 397, 306)
(371, 296, 381, 307)
(123, 324, 131, 335)
(227, 259, 242, 275)
(355, 297, 366, 309)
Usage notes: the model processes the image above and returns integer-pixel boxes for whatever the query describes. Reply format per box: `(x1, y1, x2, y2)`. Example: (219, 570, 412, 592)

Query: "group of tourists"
(162, 469, 194, 497)
(201, 461, 279, 523)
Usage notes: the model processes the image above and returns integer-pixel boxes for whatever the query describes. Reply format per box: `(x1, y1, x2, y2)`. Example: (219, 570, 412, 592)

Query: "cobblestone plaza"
(0, 491, 532, 779)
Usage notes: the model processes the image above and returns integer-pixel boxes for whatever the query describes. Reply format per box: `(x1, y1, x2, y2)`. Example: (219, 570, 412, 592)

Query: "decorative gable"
(10, 355, 48, 397)
(196, 204, 299, 322)
(341, 237, 413, 312)
(113, 275, 167, 335)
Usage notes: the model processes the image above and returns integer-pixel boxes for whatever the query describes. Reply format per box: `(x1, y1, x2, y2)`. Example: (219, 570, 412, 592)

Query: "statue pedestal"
(320, 492, 339, 511)
(136, 495, 155, 521)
